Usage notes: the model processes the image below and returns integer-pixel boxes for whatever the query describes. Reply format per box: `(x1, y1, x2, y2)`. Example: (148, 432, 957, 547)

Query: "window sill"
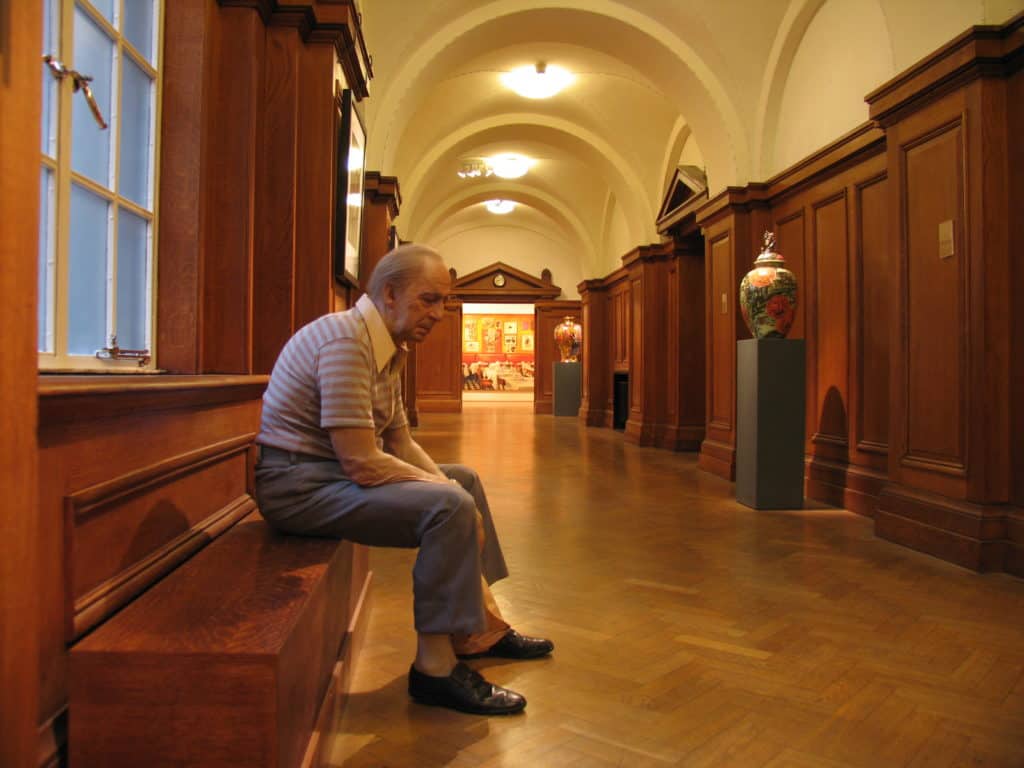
(39, 374, 269, 427)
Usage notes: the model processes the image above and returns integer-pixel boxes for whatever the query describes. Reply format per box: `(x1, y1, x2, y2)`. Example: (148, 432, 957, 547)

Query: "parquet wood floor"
(324, 404, 1024, 767)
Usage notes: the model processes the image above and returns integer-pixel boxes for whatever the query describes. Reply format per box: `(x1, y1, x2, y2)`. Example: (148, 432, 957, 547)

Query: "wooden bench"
(70, 513, 370, 768)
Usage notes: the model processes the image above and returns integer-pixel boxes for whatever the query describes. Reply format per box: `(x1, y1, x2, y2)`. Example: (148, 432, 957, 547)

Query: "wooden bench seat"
(70, 513, 370, 768)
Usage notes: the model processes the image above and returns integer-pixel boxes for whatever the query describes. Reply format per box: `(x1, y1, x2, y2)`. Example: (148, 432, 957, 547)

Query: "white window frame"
(39, 0, 164, 372)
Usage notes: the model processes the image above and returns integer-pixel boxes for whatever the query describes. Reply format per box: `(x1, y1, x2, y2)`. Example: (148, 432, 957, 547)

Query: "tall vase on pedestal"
(739, 231, 799, 339)
(553, 316, 582, 362)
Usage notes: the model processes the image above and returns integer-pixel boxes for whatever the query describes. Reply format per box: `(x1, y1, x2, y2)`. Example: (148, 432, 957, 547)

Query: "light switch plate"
(938, 219, 954, 259)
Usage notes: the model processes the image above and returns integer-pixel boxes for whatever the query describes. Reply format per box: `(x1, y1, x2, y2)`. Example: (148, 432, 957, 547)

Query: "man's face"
(384, 258, 451, 344)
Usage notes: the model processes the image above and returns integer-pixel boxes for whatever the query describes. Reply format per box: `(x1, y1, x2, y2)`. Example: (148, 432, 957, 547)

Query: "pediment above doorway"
(450, 262, 562, 301)
(656, 165, 709, 235)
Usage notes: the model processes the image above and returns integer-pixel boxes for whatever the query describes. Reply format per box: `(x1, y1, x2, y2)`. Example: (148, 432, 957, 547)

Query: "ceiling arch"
(365, 0, 749, 190)
(399, 113, 657, 245)
(413, 181, 599, 273)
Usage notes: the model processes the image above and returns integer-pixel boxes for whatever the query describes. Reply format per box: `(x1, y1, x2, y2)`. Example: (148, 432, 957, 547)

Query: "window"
(39, 0, 163, 371)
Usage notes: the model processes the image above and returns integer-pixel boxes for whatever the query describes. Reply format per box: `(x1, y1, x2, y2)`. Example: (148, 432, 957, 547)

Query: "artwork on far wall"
(521, 332, 534, 351)
(334, 88, 366, 287)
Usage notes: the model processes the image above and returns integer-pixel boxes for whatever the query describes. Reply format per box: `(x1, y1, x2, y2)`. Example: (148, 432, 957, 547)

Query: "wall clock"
(492, 273, 506, 287)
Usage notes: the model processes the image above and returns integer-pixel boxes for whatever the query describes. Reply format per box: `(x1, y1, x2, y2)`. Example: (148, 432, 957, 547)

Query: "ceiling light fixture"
(501, 62, 574, 99)
(484, 199, 516, 215)
(487, 153, 532, 179)
(457, 159, 492, 179)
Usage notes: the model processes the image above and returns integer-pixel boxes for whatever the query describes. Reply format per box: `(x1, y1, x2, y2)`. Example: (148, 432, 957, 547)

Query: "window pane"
(71, 5, 114, 188)
(68, 183, 110, 355)
(87, 0, 115, 26)
(119, 56, 152, 208)
(123, 0, 155, 63)
(38, 168, 56, 353)
(41, 0, 60, 157)
(116, 208, 149, 350)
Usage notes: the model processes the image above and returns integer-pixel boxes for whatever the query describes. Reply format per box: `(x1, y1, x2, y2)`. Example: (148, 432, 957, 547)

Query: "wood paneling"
(202, 6, 263, 373)
(1012, 68, 1024, 516)
(293, 41, 338, 329)
(0, 2, 42, 764)
(708, 232, 733, 432)
(578, 281, 609, 427)
(869, 16, 1021, 572)
(904, 121, 967, 472)
(37, 380, 265, 749)
(811, 192, 850, 455)
(663, 236, 706, 450)
(415, 304, 463, 413)
(253, 25, 301, 375)
(855, 175, 890, 463)
(534, 302, 582, 415)
(156, 0, 214, 373)
(609, 278, 630, 372)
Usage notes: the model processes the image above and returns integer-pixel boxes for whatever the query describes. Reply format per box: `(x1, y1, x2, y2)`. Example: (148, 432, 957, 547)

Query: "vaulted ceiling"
(359, 0, 1021, 290)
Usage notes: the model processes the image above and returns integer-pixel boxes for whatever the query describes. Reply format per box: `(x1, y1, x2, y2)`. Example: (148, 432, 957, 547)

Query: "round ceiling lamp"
(484, 199, 516, 215)
(487, 153, 532, 179)
(501, 62, 574, 99)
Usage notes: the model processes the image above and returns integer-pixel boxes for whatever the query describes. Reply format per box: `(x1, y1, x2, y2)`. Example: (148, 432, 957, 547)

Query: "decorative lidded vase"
(739, 231, 798, 339)
(553, 316, 582, 362)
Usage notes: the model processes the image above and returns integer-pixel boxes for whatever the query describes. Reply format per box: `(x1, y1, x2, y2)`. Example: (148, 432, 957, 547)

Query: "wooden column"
(623, 244, 672, 446)
(867, 16, 1023, 573)
(695, 192, 771, 479)
(0, 4, 41, 765)
(661, 233, 706, 450)
(361, 172, 401, 289)
(578, 280, 610, 427)
(415, 302, 463, 413)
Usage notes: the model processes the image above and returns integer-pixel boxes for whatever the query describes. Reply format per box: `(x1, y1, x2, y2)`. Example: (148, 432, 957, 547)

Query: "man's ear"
(383, 282, 397, 307)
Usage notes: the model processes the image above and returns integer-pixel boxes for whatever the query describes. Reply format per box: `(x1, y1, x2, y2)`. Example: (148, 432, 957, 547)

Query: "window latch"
(42, 54, 108, 130)
(96, 336, 151, 367)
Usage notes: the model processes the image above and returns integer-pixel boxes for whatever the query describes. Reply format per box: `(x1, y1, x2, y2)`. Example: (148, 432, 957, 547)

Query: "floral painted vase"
(553, 316, 582, 362)
(739, 231, 798, 339)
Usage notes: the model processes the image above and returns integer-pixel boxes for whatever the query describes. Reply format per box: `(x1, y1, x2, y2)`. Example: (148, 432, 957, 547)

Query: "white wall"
(772, 0, 894, 175)
(433, 225, 583, 298)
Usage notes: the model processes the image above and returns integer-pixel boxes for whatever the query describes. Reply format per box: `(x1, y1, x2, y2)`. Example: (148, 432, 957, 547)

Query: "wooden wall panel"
(156, 0, 212, 373)
(811, 193, 850, 456)
(202, 7, 263, 373)
(665, 237, 706, 450)
(628, 277, 644, 416)
(903, 121, 967, 475)
(609, 281, 630, 372)
(773, 212, 806, 342)
(855, 175, 890, 463)
(578, 282, 609, 427)
(415, 305, 463, 413)
(253, 25, 300, 375)
(1012, 68, 1024, 513)
(36, 381, 265, 749)
(709, 233, 733, 431)
(0, 3, 42, 764)
(293, 42, 338, 329)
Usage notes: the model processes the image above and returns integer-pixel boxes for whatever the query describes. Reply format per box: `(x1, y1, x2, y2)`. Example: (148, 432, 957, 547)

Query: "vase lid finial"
(755, 230, 784, 264)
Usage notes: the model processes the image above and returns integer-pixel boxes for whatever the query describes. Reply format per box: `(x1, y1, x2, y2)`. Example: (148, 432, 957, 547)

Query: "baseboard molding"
(806, 458, 887, 517)
(875, 485, 1011, 573)
(416, 398, 462, 413)
(698, 438, 735, 480)
(657, 425, 704, 452)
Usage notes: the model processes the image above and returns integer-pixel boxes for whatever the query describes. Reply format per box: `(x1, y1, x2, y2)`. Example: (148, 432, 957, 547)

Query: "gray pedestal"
(736, 339, 805, 509)
(553, 362, 582, 416)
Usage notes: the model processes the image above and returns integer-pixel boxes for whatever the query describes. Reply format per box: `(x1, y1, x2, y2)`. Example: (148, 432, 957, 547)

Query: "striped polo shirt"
(257, 294, 408, 459)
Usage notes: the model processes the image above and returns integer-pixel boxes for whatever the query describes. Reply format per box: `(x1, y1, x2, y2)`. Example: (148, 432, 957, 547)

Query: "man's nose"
(430, 304, 445, 320)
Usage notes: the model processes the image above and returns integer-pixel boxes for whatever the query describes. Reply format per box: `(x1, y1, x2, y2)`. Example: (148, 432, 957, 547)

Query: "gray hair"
(366, 243, 444, 301)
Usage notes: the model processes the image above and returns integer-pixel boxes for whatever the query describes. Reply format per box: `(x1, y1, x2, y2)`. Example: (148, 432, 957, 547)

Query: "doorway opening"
(461, 303, 534, 402)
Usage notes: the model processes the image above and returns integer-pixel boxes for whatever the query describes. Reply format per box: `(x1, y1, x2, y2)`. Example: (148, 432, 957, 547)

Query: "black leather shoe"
(457, 629, 554, 660)
(408, 662, 526, 715)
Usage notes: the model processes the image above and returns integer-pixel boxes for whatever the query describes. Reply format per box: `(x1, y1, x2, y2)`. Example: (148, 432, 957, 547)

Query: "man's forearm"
(345, 450, 445, 487)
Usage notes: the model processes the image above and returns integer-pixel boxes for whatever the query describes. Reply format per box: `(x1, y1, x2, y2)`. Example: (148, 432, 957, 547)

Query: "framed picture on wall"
(521, 332, 534, 351)
(503, 320, 518, 335)
(334, 88, 366, 287)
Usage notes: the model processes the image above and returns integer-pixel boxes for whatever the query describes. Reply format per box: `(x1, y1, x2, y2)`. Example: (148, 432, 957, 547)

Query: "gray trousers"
(254, 452, 509, 635)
